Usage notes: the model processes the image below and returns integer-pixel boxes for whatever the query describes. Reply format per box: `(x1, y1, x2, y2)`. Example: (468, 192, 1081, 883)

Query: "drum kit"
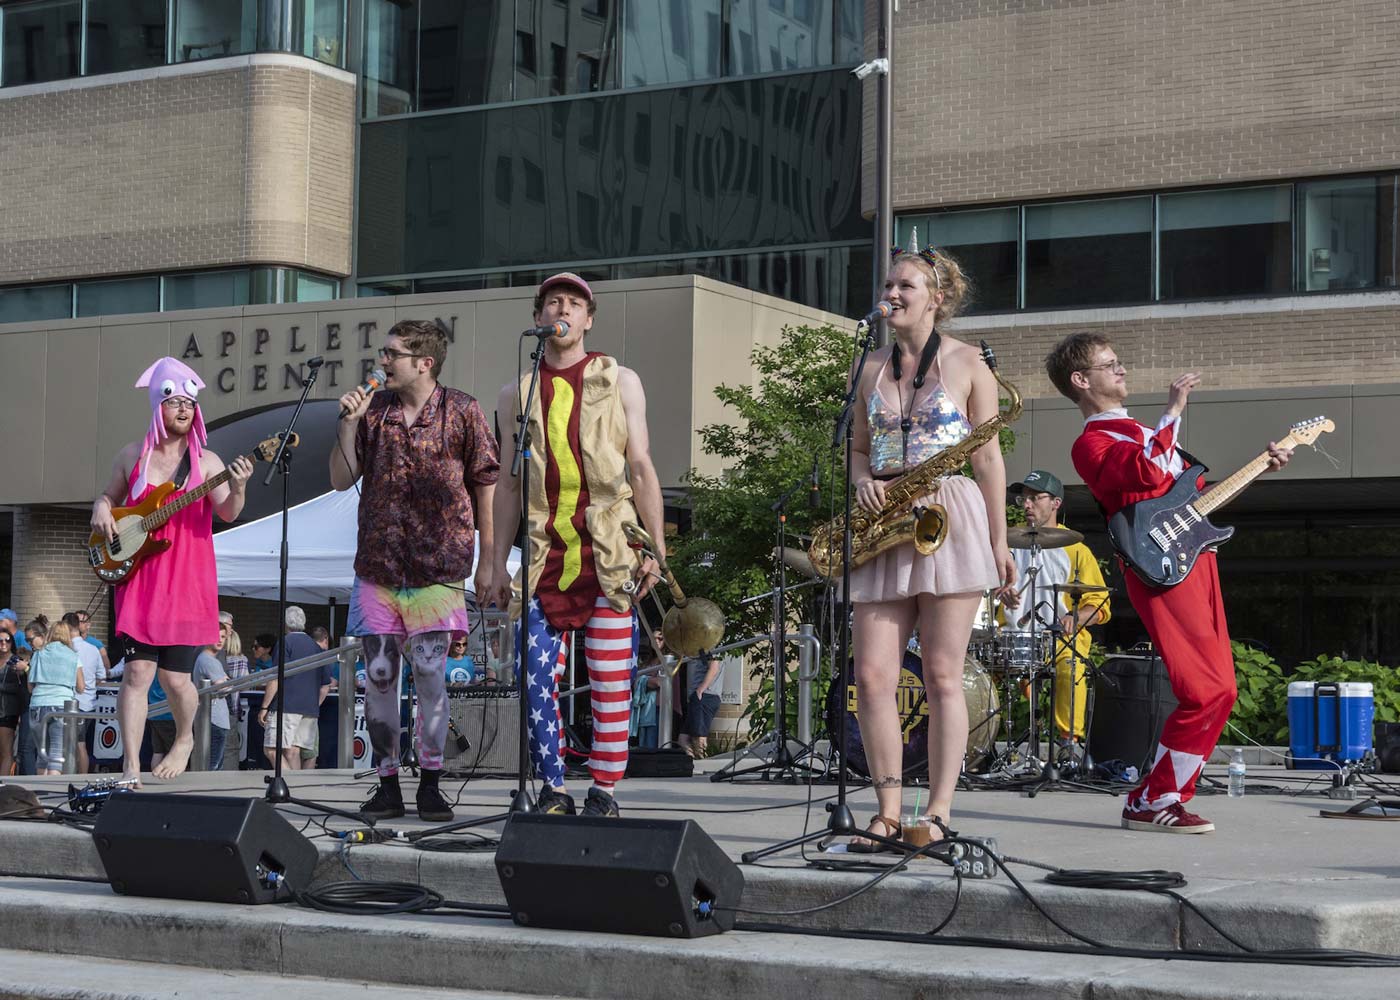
(822, 522, 1115, 785)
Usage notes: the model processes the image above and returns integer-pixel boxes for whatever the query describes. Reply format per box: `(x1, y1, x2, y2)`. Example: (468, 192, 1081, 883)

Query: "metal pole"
(796, 623, 816, 745)
(62, 698, 79, 775)
(874, 0, 894, 347)
(191, 678, 212, 773)
(338, 636, 357, 768)
(657, 655, 676, 748)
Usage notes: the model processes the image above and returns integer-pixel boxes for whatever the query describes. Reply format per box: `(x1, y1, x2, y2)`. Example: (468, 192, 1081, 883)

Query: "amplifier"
(445, 692, 522, 775)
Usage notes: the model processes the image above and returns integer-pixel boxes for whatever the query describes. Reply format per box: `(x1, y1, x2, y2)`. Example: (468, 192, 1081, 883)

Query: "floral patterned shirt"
(354, 384, 500, 588)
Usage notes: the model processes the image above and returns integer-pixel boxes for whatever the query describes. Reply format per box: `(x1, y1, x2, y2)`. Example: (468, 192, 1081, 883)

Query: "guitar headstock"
(1288, 416, 1334, 447)
(253, 432, 301, 463)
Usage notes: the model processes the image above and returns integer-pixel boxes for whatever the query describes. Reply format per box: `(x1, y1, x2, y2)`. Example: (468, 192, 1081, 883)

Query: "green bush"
(1230, 642, 1400, 743)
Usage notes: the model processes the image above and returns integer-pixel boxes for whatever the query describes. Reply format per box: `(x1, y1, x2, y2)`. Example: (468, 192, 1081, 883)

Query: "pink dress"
(112, 450, 220, 647)
(846, 351, 1000, 602)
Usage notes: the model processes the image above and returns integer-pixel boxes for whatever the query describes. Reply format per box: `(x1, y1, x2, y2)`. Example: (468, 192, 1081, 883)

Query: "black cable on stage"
(291, 879, 512, 919)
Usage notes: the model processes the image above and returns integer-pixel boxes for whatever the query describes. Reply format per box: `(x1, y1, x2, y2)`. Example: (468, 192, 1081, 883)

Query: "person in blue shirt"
(27, 622, 85, 775)
(0, 609, 31, 652)
(445, 633, 476, 685)
(251, 634, 276, 672)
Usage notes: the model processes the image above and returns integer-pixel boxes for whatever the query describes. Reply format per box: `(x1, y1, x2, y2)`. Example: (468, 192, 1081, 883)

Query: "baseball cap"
(537, 271, 594, 303)
(1009, 470, 1064, 500)
(0, 609, 16, 623)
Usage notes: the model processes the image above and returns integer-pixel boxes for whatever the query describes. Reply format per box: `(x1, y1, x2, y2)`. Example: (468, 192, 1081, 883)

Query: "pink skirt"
(844, 475, 1000, 602)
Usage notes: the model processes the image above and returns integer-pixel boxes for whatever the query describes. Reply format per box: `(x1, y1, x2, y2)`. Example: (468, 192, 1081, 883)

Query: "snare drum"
(994, 630, 1049, 676)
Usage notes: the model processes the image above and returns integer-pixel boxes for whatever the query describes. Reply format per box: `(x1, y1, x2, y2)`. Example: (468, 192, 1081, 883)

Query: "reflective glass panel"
(172, 0, 258, 63)
(363, 0, 415, 116)
(75, 276, 159, 317)
(356, 70, 866, 279)
(834, 0, 862, 63)
(623, 0, 721, 87)
(1159, 185, 1291, 300)
(85, 0, 166, 75)
(0, 283, 71, 324)
(293, 272, 339, 301)
(1025, 197, 1151, 308)
(1296, 175, 1397, 293)
(514, 0, 618, 101)
(1, 0, 81, 85)
(162, 270, 251, 311)
(898, 207, 1019, 313)
(728, 0, 832, 75)
(291, 0, 345, 66)
(418, 0, 513, 111)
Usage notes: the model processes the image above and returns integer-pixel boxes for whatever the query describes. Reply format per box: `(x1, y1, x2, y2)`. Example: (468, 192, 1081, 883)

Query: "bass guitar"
(88, 433, 298, 585)
(1107, 416, 1333, 588)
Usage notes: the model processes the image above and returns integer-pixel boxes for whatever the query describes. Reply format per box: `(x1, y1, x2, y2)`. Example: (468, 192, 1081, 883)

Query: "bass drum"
(825, 647, 999, 779)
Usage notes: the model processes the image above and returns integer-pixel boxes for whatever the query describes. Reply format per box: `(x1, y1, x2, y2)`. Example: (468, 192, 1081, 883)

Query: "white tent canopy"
(213, 487, 519, 604)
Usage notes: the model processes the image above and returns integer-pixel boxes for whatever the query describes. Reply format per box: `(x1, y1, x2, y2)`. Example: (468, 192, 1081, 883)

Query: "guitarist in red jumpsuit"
(1045, 333, 1291, 833)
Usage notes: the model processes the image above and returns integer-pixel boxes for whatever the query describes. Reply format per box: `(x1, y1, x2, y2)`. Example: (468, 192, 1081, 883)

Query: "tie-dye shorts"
(346, 576, 471, 639)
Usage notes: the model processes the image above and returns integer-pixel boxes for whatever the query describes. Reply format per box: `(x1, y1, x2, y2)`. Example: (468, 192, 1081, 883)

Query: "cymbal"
(1053, 580, 1110, 599)
(1005, 525, 1083, 550)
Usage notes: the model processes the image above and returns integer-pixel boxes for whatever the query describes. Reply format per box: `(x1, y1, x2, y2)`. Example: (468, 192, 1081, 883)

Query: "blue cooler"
(1286, 681, 1374, 769)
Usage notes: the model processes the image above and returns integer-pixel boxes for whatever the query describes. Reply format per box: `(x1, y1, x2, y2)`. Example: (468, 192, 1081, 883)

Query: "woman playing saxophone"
(845, 249, 1015, 850)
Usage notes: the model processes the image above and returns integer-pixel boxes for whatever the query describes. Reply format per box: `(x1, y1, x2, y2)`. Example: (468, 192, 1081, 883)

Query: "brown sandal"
(847, 814, 902, 854)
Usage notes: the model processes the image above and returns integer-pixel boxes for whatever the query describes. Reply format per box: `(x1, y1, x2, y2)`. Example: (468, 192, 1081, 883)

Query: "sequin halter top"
(866, 342, 973, 476)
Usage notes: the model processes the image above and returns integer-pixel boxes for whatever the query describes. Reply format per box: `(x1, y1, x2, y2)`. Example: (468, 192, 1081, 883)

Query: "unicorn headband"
(133, 357, 207, 494)
(890, 245, 943, 289)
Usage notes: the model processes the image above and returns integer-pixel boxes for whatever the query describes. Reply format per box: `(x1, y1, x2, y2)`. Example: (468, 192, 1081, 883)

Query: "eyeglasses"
(1020, 492, 1054, 503)
(1079, 360, 1126, 375)
(378, 348, 424, 363)
(161, 398, 196, 411)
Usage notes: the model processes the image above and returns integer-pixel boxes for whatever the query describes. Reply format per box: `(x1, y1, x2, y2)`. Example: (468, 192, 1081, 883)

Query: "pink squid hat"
(133, 357, 207, 494)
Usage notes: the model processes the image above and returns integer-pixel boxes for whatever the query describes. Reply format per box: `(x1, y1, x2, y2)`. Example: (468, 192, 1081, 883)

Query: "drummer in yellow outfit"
(1000, 470, 1111, 754)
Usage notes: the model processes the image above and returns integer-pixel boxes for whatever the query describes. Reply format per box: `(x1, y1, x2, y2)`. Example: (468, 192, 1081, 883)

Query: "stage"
(1, 758, 1398, 999)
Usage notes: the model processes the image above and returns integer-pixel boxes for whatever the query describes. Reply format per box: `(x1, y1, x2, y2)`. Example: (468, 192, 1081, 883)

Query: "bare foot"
(119, 770, 144, 789)
(152, 738, 193, 780)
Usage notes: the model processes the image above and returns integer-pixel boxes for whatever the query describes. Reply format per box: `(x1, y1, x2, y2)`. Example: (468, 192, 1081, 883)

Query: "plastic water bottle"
(1227, 748, 1246, 798)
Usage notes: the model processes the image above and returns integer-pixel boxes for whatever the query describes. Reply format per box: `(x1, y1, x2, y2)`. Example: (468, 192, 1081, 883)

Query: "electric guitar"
(88, 433, 299, 585)
(1107, 416, 1333, 588)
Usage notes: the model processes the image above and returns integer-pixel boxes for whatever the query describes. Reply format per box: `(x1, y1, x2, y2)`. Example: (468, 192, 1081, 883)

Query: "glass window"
(162, 270, 251, 311)
(1297, 175, 1398, 293)
(0, 283, 72, 324)
(291, 0, 345, 67)
(362, 0, 415, 116)
(623, 0, 721, 87)
(898, 207, 1019, 313)
(292, 272, 338, 302)
(85, 0, 166, 75)
(1025, 197, 1151, 309)
(728, 0, 832, 75)
(75, 276, 159, 317)
(250, 267, 281, 304)
(834, 0, 862, 64)
(514, 0, 617, 101)
(172, 0, 258, 63)
(1159, 185, 1291, 301)
(417, 0, 512, 111)
(2, 0, 81, 85)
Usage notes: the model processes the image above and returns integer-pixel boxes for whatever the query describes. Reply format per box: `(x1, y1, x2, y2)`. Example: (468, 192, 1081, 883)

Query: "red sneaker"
(1121, 802, 1215, 834)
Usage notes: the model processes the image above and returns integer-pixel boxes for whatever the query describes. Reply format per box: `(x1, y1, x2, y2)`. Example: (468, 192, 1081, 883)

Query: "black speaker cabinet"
(495, 814, 743, 938)
(1089, 654, 1179, 774)
(444, 693, 522, 775)
(1377, 722, 1400, 774)
(92, 793, 317, 904)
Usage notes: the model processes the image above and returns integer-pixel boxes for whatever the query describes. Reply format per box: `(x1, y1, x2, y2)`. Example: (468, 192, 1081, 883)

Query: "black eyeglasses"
(378, 348, 424, 362)
(1079, 359, 1125, 374)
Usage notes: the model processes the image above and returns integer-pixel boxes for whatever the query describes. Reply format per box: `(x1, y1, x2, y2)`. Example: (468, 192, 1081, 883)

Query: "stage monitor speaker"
(1376, 722, 1400, 774)
(495, 814, 743, 938)
(1089, 654, 1178, 775)
(93, 793, 317, 904)
(444, 692, 522, 776)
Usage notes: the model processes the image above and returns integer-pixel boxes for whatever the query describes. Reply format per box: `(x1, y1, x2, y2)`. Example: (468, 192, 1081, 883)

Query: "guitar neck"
(139, 462, 238, 532)
(1194, 433, 1299, 516)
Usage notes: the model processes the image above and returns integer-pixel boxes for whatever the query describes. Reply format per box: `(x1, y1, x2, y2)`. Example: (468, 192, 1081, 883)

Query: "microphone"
(857, 301, 893, 328)
(340, 368, 387, 418)
(809, 457, 820, 510)
(524, 320, 570, 339)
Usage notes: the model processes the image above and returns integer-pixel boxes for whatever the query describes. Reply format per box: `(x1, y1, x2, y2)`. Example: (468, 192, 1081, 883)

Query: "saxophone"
(808, 341, 1022, 578)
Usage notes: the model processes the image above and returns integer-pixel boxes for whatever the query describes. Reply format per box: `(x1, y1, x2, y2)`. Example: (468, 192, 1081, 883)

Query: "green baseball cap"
(1009, 469, 1064, 500)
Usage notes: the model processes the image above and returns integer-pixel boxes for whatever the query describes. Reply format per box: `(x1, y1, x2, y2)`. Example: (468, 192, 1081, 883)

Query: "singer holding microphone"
(483, 272, 664, 819)
(845, 249, 1015, 851)
(331, 320, 500, 822)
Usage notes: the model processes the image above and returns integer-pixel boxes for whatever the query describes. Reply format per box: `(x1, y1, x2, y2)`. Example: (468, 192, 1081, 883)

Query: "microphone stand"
(262, 357, 362, 823)
(407, 329, 546, 842)
(742, 317, 906, 862)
